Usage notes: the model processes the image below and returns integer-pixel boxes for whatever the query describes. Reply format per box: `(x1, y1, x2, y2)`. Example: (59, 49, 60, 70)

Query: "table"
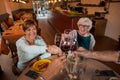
(17, 57, 120, 80)
(1, 25, 24, 55)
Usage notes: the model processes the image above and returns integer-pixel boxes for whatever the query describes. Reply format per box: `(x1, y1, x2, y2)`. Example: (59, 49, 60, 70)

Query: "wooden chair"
(8, 40, 17, 58)
(118, 37, 120, 50)
(7, 40, 20, 75)
(1, 21, 9, 31)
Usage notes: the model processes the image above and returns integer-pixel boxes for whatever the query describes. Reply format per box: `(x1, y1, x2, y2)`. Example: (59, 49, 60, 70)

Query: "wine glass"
(64, 29, 71, 34)
(60, 38, 71, 54)
(71, 38, 78, 51)
(54, 33, 62, 47)
(64, 29, 72, 40)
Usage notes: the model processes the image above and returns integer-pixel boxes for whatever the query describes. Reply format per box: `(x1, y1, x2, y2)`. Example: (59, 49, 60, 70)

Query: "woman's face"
(25, 25, 37, 40)
(78, 23, 89, 35)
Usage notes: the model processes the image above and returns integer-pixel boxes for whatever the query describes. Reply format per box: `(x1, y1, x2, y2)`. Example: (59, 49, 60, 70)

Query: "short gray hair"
(77, 17, 92, 31)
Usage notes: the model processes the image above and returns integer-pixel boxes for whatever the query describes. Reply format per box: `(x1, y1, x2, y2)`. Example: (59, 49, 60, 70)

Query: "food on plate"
(32, 59, 51, 73)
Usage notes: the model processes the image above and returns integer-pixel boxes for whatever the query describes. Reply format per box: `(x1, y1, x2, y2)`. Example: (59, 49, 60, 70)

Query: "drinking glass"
(54, 33, 62, 47)
(60, 38, 71, 54)
(64, 29, 71, 34)
(70, 38, 78, 51)
(64, 29, 72, 40)
(65, 54, 85, 80)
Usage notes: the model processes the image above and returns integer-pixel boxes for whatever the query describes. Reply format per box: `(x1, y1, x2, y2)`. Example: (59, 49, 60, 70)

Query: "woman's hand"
(47, 45, 62, 55)
(77, 47, 86, 51)
(37, 55, 66, 80)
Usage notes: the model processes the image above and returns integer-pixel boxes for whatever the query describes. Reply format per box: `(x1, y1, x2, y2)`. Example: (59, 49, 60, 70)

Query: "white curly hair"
(77, 17, 92, 31)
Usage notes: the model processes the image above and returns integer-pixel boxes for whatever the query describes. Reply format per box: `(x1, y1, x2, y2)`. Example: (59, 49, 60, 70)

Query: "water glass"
(65, 54, 85, 80)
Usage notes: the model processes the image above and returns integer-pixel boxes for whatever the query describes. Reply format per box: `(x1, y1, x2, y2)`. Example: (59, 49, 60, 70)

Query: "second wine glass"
(71, 38, 78, 51)
(54, 33, 62, 47)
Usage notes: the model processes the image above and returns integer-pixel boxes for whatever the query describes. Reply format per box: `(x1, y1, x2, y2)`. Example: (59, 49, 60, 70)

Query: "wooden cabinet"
(94, 19, 107, 36)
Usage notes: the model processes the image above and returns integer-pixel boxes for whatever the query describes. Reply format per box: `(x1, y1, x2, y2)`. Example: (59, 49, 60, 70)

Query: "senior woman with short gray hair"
(70, 17, 95, 50)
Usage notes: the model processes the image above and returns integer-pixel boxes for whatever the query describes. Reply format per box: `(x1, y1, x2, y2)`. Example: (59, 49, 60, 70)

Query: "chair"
(7, 40, 20, 75)
(1, 21, 8, 31)
(8, 40, 17, 58)
(0, 24, 4, 34)
(4, 18, 14, 28)
(118, 37, 120, 50)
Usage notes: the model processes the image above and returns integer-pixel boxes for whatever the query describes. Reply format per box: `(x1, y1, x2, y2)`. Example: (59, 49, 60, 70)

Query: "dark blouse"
(77, 32, 91, 50)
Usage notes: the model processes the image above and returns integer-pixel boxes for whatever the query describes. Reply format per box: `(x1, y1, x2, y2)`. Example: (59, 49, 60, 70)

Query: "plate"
(32, 59, 51, 74)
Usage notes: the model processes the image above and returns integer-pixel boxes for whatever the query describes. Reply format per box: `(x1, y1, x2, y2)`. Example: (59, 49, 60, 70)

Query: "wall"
(9, 1, 33, 11)
(0, 0, 7, 15)
(0, 0, 33, 15)
(9, 2, 20, 11)
(105, 3, 120, 41)
(19, 0, 33, 9)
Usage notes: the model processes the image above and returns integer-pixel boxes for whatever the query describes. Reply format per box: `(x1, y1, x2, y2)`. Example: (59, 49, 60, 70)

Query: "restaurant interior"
(0, 0, 120, 80)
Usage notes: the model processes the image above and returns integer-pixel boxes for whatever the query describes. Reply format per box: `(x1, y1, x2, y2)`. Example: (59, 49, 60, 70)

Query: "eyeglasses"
(78, 24, 89, 28)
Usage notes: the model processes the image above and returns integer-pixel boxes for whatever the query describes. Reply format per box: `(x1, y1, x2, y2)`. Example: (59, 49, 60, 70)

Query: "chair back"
(8, 40, 17, 57)
(8, 40, 21, 75)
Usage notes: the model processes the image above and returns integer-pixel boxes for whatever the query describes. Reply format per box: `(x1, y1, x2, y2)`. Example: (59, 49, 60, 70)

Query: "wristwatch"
(39, 76, 45, 80)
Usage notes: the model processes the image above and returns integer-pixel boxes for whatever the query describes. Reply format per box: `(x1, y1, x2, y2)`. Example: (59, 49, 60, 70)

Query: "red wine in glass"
(55, 41, 61, 47)
(71, 38, 78, 51)
(60, 39, 71, 54)
(61, 45, 71, 53)
(71, 45, 77, 51)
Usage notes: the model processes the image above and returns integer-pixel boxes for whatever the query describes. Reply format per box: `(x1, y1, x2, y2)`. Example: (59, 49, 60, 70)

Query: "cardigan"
(16, 36, 51, 71)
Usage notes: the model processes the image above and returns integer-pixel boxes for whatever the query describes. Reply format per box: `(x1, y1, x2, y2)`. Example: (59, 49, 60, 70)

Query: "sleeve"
(16, 37, 47, 63)
(89, 34, 96, 50)
(40, 52, 51, 59)
(35, 36, 47, 46)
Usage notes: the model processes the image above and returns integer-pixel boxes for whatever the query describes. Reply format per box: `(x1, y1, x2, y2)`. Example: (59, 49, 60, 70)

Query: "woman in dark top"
(70, 17, 95, 50)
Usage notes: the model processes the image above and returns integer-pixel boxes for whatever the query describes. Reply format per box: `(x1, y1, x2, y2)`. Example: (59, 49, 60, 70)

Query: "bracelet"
(118, 51, 120, 62)
(39, 76, 45, 80)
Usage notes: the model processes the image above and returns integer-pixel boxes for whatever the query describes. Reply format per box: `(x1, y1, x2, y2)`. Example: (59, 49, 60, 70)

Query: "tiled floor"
(36, 13, 48, 19)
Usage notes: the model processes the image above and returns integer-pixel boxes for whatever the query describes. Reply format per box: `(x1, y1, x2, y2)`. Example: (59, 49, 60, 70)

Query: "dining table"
(1, 25, 24, 55)
(17, 55, 120, 80)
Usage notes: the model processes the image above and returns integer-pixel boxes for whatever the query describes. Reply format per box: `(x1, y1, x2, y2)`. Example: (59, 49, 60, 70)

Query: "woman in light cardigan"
(16, 20, 62, 71)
